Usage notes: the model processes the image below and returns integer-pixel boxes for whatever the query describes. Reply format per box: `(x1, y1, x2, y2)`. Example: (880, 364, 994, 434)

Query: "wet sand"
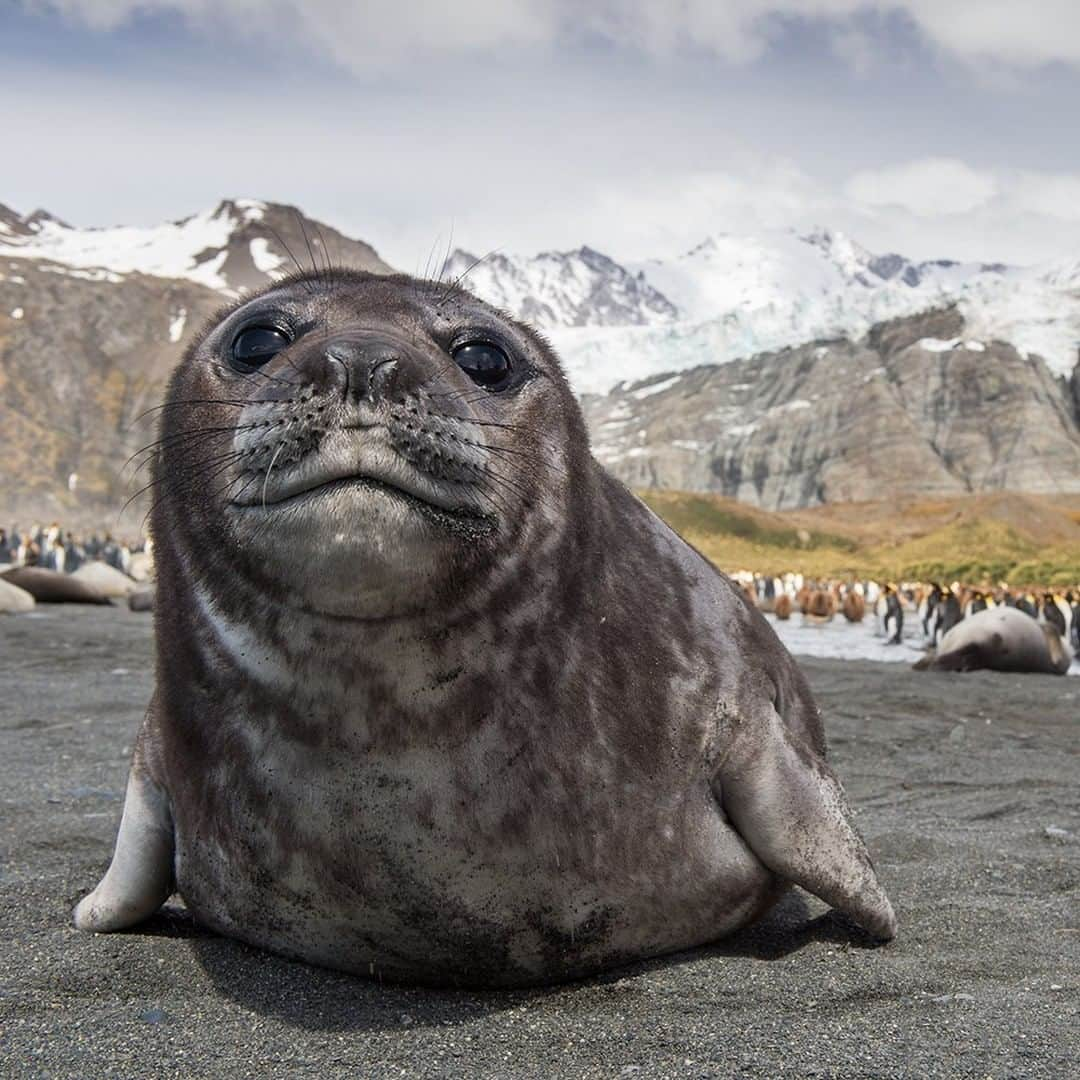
(1, 606, 1077, 1078)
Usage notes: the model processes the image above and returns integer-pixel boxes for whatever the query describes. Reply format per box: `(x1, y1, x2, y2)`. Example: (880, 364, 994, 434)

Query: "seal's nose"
(325, 338, 402, 404)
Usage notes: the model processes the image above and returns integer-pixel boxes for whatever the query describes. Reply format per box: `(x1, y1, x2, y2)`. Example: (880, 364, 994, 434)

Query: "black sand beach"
(1, 606, 1077, 1078)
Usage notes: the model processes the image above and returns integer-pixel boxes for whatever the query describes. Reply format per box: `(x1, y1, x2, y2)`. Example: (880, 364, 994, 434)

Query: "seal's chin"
(221, 460, 496, 619)
(225, 487, 474, 619)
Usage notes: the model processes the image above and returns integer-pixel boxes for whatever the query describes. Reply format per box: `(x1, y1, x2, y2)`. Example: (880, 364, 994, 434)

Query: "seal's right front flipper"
(74, 770, 174, 931)
(716, 703, 897, 941)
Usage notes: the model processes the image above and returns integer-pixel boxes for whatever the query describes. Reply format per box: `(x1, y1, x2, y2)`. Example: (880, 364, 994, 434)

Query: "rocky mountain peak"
(23, 208, 71, 231)
(440, 245, 677, 329)
(0, 204, 34, 238)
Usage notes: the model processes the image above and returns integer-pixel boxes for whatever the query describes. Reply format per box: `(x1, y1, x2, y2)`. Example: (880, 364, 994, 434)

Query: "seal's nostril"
(368, 357, 399, 399)
(326, 350, 352, 402)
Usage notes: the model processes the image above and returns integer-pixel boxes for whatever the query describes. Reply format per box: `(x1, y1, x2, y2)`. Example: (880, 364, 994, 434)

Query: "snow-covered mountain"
(625, 227, 985, 323)
(444, 228, 1080, 394)
(3, 196, 1079, 396)
(0, 198, 392, 294)
(439, 247, 676, 328)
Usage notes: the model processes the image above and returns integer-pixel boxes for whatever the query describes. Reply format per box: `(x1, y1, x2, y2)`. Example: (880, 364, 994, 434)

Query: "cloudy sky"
(5, 1, 1080, 268)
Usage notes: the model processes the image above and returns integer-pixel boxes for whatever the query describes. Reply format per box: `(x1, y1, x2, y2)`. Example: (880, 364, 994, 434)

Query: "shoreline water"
(764, 610, 1080, 675)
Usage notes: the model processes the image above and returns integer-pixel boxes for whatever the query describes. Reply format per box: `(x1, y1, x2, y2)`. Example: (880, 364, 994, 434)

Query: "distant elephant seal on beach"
(0, 576, 35, 613)
(914, 606, 1072, 675)
(1, 566, 110, 605)
(74, 268, 896, 987)
(72, 561, 138, 599)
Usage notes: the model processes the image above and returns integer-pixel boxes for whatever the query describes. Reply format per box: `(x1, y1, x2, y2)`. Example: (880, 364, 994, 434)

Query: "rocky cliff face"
(0, 257, 224, 524)
(583, 308, 1080, 510)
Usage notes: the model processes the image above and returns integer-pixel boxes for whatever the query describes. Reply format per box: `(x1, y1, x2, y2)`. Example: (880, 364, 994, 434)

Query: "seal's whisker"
(127, 423, 252, 457)
(412, 407, 523, 435)
(422, 386, 491, 409)
(159, 448, 248, 492)
(313, 224, 334, 278)
(132, 456, 249, 532)
(225, 470, 263, 506)
(447, 415, 523, 433)
(466, 482, 509, 521)
(275, 343, 308, 384)
(294, 210, 320, 280)
(128, 435, 250, 481)
(208, 362, 298, 389)
(420, 388, 525, 424)
(431, 222, 457, 286)
(436, 247, 499, 306)
(440, 221, 455, 284)
(420, 231, 443, 284)
(210, 460, 266, 506)
(480, 441, 530, 461)
(120, 447, 246, 526)
(266, 225, 316, 294)
(261, 442, 287, 510)
(124, 425, 258, 474)
(128, 401, 246, 428)
(483, 464, 534, 507)
(152, 446, 250, 498)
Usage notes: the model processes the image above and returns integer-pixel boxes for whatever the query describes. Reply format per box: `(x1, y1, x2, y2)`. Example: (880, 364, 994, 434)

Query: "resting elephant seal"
(2, 566, 109, 605)
(914, 606, 1072, 675)
(74, 268, 896, 986)
(0, 577, 35, 614)
(72, 560, 138, 599)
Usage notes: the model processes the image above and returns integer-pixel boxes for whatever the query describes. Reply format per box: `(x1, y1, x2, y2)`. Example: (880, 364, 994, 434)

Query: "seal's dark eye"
(230, 326, 290, 373)
(451, 341, 512, 388)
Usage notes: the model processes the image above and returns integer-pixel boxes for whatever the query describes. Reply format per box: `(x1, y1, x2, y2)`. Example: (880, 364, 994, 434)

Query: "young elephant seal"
(915, 606, 1072, 675)
(75, 269, 896, 986)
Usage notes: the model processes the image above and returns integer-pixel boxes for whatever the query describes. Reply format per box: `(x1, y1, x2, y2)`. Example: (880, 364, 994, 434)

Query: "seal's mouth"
(232, 468, 491, 529)
(227, 403, 499, 532)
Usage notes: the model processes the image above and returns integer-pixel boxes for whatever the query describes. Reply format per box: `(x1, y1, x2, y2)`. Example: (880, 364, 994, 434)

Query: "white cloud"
(894, 0, 1080, 69)
(11, 6, 1080, 268)
(1011, 171, 1080, 223)
(24, 1, 1080, 72)
(846, 158, 998, 216)
(846, 158, 1080, 231)
(575, 164, 833, 259)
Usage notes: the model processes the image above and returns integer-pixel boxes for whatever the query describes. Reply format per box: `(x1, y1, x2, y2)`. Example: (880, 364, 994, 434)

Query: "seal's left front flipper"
(716, 704, 897, 941)
(74, 769, 174, 932)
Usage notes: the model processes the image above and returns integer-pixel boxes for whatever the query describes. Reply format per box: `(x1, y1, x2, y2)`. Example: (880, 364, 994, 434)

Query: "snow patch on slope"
(168, 309, 187, 343)
(250, 237, 284, 273)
